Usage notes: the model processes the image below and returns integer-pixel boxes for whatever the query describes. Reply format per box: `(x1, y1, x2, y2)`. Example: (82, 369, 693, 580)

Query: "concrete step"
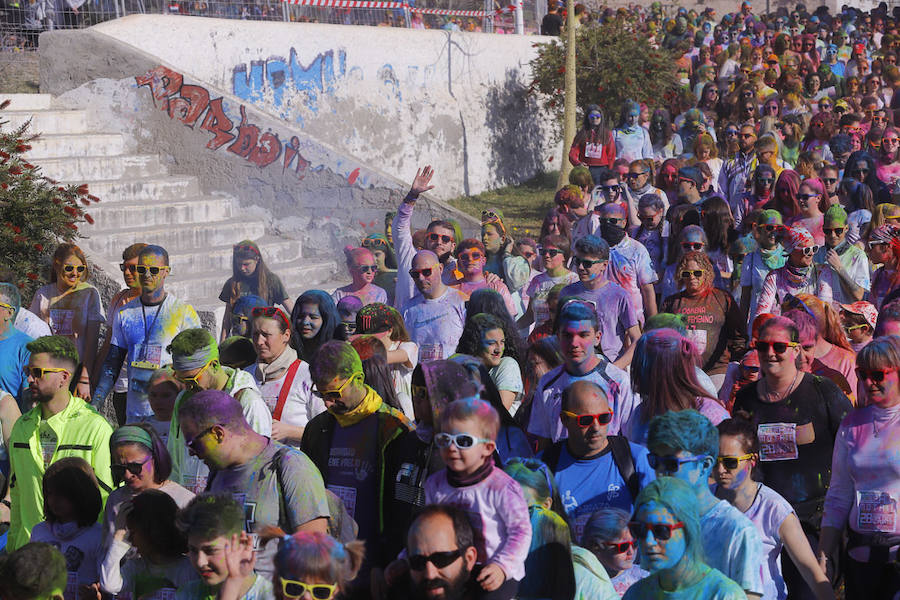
(26, 133, 127, 159)
(1, 94, 54, 111)
(38, 154, 166, 182)
(81, 218, 267, 257)
(1, 109, 88, 135)
(69, 176, 202, 203)
(87, 196, 235, 229)
(160, 236, 304, 274)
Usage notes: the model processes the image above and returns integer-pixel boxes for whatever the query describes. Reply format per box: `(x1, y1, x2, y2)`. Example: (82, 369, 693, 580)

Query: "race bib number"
(757, 423, 798, 461)
(328, 484, 358, 519)
(585, 142, 604, 159)
(49, 309, 75, 336)
(131, 344, 162, 370)
(183, 474, 209, 495)
(420, 343, 443, 362)
(685, 328, 708, 354)
(858, 491, 898, 532)
(534, 300, 551, 326)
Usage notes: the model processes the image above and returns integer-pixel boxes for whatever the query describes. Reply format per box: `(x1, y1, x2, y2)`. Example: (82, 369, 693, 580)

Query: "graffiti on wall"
(135, 65, 364, 182)
(232, 48, 347, 111)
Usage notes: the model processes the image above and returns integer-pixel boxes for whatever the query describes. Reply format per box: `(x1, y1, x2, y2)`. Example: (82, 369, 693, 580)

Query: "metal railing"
(0, 0, 539, 51)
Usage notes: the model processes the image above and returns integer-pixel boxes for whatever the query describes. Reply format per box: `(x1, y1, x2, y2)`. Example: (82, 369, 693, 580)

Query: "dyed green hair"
(633, 477, 704, 567)
(177, 492, 245, 540)
(168, 328, 218, 359)
(25, 335, 78, 370)
(309, 340, 364, 383)
(644, 312, 688, 336)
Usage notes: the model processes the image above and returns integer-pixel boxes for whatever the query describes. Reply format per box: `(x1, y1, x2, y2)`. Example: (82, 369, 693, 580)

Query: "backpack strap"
(273, 360, 302, 421)
(542, 441, 565, 474)
(608, 435, 639, 502)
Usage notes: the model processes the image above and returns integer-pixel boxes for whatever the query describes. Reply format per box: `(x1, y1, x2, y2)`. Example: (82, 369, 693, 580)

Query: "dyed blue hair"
(519, 506, 576, 599)
(633, 477, 704, 567)
(232, 294, 267, 318)
(647, 409, 719, 460)
(828, 133, 851, 156)
(573, 235, 610, 261)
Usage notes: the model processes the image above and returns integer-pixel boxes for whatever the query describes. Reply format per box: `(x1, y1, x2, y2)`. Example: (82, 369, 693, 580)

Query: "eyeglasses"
(796, 193, 819, 201)
(625, 171, 649, 179)
(588, 112, 602, 119)
(856, 367, 898, 383)
(681, 242, 704, 251)
(753, 340, 799, 354)
(647, 453, 704, 473)
(62, 265, 85, 273)
(844, 323, 869, 332)
(135, 265, 169, 276)
(111, 456, 152, 483)
(119, 263, 137, 274)
(717, 453, 755, 469)
(823, 227, 846, 235)
(279, 578, 338, 600)
(756, 178, 774, 186)
(434, 432, 492, 449)
(355, 264, 378, 273)
(457, 251, 483, 262)
(885, 138, 900, 145)
(575, 258, 605, 269)
(725, 129, 739, 136)
(409, 267, 434, 279)
(600, 185, 621, 195)
(602, 540, 636, 553)
(185, 424, 219, 453)
(561, 410, 614, 427)
(760, 224, 780, 233)
(362, 237, 388, 249)
(539, 248, 562, 258)
(312, 373, 360, 402)
(797, 246, 819, 257)
(24, 366, 69, 379)
(408, 549, 464, 571)
(175, 360, 214, 390)
(251, 306, 290, 328)
(823, 178, 838, 184)
(680, 269, 704, 279)
(426, 232, 454, 244)
(628, 521, 685, 541)
(638, 213, 659, 221)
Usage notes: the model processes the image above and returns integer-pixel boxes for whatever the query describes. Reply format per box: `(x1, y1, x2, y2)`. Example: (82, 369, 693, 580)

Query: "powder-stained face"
(351, 255, 377, 286)
(591, 528, 636, 573)
(860, 361, 900, 406)
(296, 303, 323, 340)
(188, 534, 230, 587)
(457, 247, 486, 279)
(113, 443, 156, 492)
(478, 328, 505, 368)
(558, 319, 601, 370)
(713, 434, 755, 491)
(632, 501, 688, 572)
(481, 224, 503, 254)
(138, 252, 169, 295)
(58, 254, 86, 289)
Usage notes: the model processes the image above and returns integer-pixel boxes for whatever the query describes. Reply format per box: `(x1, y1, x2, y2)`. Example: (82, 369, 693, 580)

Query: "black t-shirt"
(218, 273, 289, 306)
(541, 12, 563, 35)
(733, 374, 851, 520)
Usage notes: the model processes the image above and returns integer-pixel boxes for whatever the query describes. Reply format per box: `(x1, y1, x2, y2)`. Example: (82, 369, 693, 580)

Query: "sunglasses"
(823, 178, 838, 184)
(680, 269, 704, 279)
(251, 306, 290, 328)
(575, 258, 605, 269)
(0, 301, 13, 312)
(362, 237, 387, 249)
(823, 227, 846, 235)
(135, 265, 169, 276)
(797, 246, 819, 257)
(588, 112, 602, 119)
(185, 424, 218, 453)
(725, 129, 739, 136)
(355, 264, 378, 273)
(742, 365, 761, 374)
(63, 265, 86, 273)
(457, 251, 483, 262)
(625, 171, 649, 179)
(648, 453, 704, 473)
(856, 367, 898, 382)
(409, 267, 434, 279)
(681, 242, 704, 251)
(628, 521, 685, 541)
(434, 432, 492, 449)
(427, 232, 454, 244)
(717, 453, 755, 469)
(760, 224, 780, 233)
(602, 540, 636, 553)
(119, 263, 137, 274)
(280, 578, 337, 600)
(756, 178, 774, 186)
(111, 456, 152, 483)
(561, 410, 614, 428)
(753, 340, 799, 354)
(312, 373, 360, 402)
(175, 360, 214, 389)
(408, 549, 464, 571)
(844, 323, 869, 332)
(24, 366, 69, 379)
(796, 193, 819, 201)
(539, 248, 562, 258)
(600, 185, 621, 195)
(885, 138, 900, 145)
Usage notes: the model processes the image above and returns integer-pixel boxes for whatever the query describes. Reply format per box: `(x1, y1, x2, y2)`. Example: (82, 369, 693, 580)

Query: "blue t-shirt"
(0, 329, 32, 406)
(553, 441, 655, 542)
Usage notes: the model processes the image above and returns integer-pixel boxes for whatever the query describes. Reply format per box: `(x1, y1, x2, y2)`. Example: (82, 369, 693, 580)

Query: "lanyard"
(140, 300, 164, 352)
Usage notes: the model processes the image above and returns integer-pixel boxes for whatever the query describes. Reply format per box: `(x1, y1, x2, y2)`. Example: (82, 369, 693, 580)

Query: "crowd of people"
(6, 1, 900, 599)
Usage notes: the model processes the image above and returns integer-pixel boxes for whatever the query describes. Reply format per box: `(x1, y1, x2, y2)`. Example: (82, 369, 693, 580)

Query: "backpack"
(541, 435, 640, 502)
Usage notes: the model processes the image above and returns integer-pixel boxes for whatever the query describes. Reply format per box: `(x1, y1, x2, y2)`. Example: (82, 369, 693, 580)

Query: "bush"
(530, 15, 681, 139)
(0, 100, 95, 300)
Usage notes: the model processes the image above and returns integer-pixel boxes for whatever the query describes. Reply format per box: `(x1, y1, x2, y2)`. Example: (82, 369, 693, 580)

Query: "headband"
(111, 425, 154, 450)
(172, 345, 219, 372)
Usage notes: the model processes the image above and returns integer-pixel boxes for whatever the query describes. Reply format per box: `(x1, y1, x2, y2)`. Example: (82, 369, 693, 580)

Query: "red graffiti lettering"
(347, 167, 360, 185)
(168, 84, 210, 128)
(135, 66, 183, 109)
(200, 98, 235, 150)
(227, 106, 259, 158)
(249, 131, 282, 168)
(283, 136, 310, 179)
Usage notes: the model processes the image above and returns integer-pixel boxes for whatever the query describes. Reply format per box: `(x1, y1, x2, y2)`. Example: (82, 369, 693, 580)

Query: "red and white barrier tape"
(281, 0, 519, 18)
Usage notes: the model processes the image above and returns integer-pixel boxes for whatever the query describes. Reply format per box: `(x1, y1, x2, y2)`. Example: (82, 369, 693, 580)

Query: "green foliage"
(0, 101, 94, 300)
(530, 16, 682, 139)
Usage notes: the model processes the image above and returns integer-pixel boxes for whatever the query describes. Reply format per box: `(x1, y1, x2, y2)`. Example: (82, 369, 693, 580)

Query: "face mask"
(600, 221, 627, 246)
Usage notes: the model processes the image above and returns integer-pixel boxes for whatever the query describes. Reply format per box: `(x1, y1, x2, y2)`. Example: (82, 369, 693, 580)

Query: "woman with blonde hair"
(691, 133, 723, 191)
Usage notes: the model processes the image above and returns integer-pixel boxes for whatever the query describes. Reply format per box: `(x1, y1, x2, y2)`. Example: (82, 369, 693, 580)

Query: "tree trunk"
(556, 0, 576, 190)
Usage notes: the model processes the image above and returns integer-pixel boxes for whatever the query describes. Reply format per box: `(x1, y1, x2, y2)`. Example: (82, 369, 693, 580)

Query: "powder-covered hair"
(644, 312, 688, 335)
(554, 298, 599, 333)
(25, 335, 79, 370)
(573, 235, 610, 260)
(349, 336, 401, 411)
(520, 506, 576, 600)
(876, 301, 900, 336)
(0, 543, 67, 600)
(344, 247, 375, 272)
(440, 398, 500, 441)
(793, 294, 852, 351)
(177, 389, 248, 434)
(42, 457, 101, 526)
(631, 329, 714, 422)
(139, 244, 170, 266)
(857, 335, 900, 372)
(633, 477, 704, 566)
(647, 409, 720, 461)
(758, 316, 800, 344)
(310, 340, 363, 383)
(168, 328, 216, 359)
(581, 507, 631, 547)
(177, 492, 245, 540)
(503, 457, 567, 519)
(455, 238, 487, 257)
(260, 528, 364, 591)
(783, 308, 817, 345)
(110, 422, 172, 484)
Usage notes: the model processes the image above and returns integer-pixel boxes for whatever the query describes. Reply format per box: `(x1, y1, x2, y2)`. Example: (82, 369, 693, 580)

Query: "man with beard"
(623, 159, 667, 227)
(814, 204, 870, 304)
(5, 335, 113, 550)
(401, 250, 467, 362)
(392, 166, 463, 310)
(402, 505, 479, 600)
(675, 166, 704, 207)
(718, 124, 757, 211)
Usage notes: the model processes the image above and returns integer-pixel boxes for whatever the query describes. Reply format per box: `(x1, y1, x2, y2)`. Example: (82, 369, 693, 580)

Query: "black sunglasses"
(111, 456, 152, 484)
(427, 233, 453, 244)
(409, 268, 433, 279)
(753, 340, 798, 354)
(575, 258, 604, 269)
(680, 270, 704, 279)
(409, 549, 463, 571)
(539, 248, 563, 258)
(823, 227, 845, 235)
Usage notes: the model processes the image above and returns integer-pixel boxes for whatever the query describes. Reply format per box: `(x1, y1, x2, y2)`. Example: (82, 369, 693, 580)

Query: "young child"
(840, 301, 877, 353)
(30, 457, 104, 599)
(146, 368, 183, 445)
(335, 295, 363, 339)
(424, 398, 532, 599)
(175, 493, 273, 600)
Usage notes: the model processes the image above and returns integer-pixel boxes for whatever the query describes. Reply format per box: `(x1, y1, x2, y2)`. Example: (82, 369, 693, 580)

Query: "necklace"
(761, 371, 801, 403)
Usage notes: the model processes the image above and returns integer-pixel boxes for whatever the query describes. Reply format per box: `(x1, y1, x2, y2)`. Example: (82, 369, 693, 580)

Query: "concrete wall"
(54, 15, 557, 201)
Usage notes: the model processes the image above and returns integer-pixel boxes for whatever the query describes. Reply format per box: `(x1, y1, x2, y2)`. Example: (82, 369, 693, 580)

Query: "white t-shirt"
(489, 356, 524, 416)
(524, 271, 579, 327)
(389, 340, 419, 419)
(13, 309, 50, 339)
(401, 288, 467, 363)
(250, 360, 325, 443)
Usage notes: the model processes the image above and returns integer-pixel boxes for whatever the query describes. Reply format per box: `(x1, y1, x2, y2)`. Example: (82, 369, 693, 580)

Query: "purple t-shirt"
(559, 281, 638, 362)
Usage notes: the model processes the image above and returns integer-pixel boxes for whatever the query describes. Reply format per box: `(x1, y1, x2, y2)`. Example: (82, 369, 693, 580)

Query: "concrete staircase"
(2, 93, 341, 317)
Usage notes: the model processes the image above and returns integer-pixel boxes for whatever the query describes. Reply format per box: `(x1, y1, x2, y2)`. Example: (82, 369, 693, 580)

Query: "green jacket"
(8, 393, 113, 550)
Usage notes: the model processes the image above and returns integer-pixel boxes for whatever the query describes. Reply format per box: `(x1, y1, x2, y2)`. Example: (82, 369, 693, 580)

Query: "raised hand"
(408, 166, 436, 199)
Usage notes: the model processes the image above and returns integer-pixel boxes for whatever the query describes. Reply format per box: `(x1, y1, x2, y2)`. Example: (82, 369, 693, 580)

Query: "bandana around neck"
(330, 384, 382, 427)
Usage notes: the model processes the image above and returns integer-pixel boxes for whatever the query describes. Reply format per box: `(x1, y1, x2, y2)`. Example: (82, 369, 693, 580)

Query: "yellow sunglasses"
(279, 578, 338, 600)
